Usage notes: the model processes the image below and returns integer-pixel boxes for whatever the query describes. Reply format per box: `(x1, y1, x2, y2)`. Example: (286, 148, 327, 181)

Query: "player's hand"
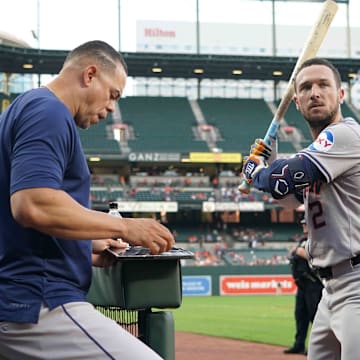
(91, 239, 128, 267)
(239, 138, 271, 192)
(241, 155, 268, 185)
(92, 238, 128, 254)
(122, 218, 175, 255)
(250, 138, 272, 160)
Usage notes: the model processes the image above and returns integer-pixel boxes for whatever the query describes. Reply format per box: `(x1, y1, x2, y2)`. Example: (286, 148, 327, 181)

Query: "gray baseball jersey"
(299, 117, 360, 268)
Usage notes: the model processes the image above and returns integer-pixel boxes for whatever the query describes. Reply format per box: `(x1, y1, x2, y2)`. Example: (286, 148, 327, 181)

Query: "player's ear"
(338, 88, 345, 104)
(293, 95, 300, 111)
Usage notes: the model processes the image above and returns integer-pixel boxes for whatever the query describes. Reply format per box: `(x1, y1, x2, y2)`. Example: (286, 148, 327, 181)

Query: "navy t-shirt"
(0, 88, 91, 323)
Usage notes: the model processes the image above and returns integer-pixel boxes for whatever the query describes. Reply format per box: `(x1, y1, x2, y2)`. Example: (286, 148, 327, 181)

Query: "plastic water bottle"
(108, 202, 129, 248)
(108, 202, 122, 218)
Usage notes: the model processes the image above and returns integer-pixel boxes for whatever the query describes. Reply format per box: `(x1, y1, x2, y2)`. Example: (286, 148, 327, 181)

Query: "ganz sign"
(128, 152, 181, 162)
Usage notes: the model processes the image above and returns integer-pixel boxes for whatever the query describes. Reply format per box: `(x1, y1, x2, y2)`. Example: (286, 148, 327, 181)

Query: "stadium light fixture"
(151, 67, 163, 73)
(193, 68, 204, 74)
(232, 69, 243, 75)
(347, 72, 357, 79)
(22, 63, 34, 69)
(272, 70, 283, 76)
(89, 156, 101, 162)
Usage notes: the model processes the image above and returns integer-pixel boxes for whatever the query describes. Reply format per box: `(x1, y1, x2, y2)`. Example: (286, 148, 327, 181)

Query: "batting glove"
(242, 155, 268, 184)
(250, 138, 272, 160)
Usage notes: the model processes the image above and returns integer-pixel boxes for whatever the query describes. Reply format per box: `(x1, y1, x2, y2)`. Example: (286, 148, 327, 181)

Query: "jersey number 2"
(309, 200, 326, 229)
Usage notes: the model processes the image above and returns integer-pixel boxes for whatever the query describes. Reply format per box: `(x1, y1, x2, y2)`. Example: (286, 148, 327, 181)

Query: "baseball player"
(241, 57, 360, 360)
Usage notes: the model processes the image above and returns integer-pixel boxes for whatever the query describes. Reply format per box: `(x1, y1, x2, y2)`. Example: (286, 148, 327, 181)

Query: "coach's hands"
(121, 218, 175, 255)
(92, 239, 128, 267)
(91, 217, 175, 265)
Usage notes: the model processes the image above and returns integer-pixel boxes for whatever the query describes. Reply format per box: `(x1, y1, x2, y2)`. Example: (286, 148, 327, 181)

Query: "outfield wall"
(182, 265, 295, 296)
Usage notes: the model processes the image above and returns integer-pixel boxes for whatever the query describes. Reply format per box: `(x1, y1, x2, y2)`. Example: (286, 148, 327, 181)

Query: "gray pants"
(308, 263, 360, 360)
(0, 302, 163, 360)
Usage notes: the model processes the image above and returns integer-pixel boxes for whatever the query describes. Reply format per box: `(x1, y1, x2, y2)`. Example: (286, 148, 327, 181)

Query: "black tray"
(107, 246, 194, 260)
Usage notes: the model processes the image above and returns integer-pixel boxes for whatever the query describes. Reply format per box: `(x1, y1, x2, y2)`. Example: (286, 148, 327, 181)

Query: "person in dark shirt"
(284, 218, 323, 355)
(0, 40, 173, 360)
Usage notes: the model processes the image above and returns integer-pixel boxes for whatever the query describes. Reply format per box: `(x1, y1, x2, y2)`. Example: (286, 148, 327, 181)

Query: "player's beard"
(303, 105, 339, 135)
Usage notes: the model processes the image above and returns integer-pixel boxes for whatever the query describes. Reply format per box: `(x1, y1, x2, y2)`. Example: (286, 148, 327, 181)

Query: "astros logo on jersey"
(309, 130, 334, 152)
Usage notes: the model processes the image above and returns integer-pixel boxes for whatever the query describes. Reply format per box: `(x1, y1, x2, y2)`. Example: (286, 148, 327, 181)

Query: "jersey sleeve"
(299, 119, 360, 183)
(10, 98, 75, 194)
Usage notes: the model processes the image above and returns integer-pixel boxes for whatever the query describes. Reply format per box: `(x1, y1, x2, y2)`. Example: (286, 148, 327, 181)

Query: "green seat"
(120, 96, 209, 152)
(198, 98, 274, 153)
(78, 113, 121, 154)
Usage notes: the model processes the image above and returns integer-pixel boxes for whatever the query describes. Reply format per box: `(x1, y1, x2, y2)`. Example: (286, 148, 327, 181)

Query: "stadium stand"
(90, 187, 124, 203)
(223, 248, 290, 266)
(119, 96, 209, 152)
(126, 188, 214, 203)
(129, 175, 210, 188)
(78, 113, 121, 154)
(197, 98, 274, 153)
(171, 222, 300, 247)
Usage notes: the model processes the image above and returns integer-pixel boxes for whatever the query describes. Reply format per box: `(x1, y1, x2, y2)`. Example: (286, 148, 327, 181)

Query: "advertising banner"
(220, 274, 296, 295)
(116, 201, 178, 213)
(182, 275, 212, 296)
(202, 201, 264, 212)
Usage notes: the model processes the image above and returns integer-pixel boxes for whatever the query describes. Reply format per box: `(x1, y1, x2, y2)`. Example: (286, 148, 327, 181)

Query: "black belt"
(317, 254, 360, 280)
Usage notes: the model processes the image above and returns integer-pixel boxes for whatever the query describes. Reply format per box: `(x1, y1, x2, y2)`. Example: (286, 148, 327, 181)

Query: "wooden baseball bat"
(238, 0, 338, 194)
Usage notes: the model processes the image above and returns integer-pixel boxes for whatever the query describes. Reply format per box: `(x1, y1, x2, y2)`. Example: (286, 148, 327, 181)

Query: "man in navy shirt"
(0, 40, 174, 359)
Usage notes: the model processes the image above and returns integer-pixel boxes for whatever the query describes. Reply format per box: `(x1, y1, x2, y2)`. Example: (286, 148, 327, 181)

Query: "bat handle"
(238, 180, 251, 194)
(263, 120, 280, 145)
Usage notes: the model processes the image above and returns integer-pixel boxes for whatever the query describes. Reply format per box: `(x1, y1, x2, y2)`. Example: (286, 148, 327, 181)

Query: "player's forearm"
(10, 187, 126, 240)
(252, 156, 323, 200)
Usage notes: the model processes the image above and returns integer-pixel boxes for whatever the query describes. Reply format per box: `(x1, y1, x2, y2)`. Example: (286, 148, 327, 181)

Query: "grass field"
(172, 295, 298, 347)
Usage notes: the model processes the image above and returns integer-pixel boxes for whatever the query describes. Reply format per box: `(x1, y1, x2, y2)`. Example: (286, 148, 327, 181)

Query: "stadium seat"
(120, 96, 209, 152)
(78, 113, 121, 154)
(198, 98, 274, 153)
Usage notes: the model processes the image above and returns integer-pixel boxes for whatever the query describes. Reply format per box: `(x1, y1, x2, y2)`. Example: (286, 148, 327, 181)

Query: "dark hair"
(294, 57, 342, 89)
(64, 40, 128, 75)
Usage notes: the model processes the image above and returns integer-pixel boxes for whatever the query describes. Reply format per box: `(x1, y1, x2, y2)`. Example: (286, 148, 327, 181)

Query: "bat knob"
(238, 180, 251, 194)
